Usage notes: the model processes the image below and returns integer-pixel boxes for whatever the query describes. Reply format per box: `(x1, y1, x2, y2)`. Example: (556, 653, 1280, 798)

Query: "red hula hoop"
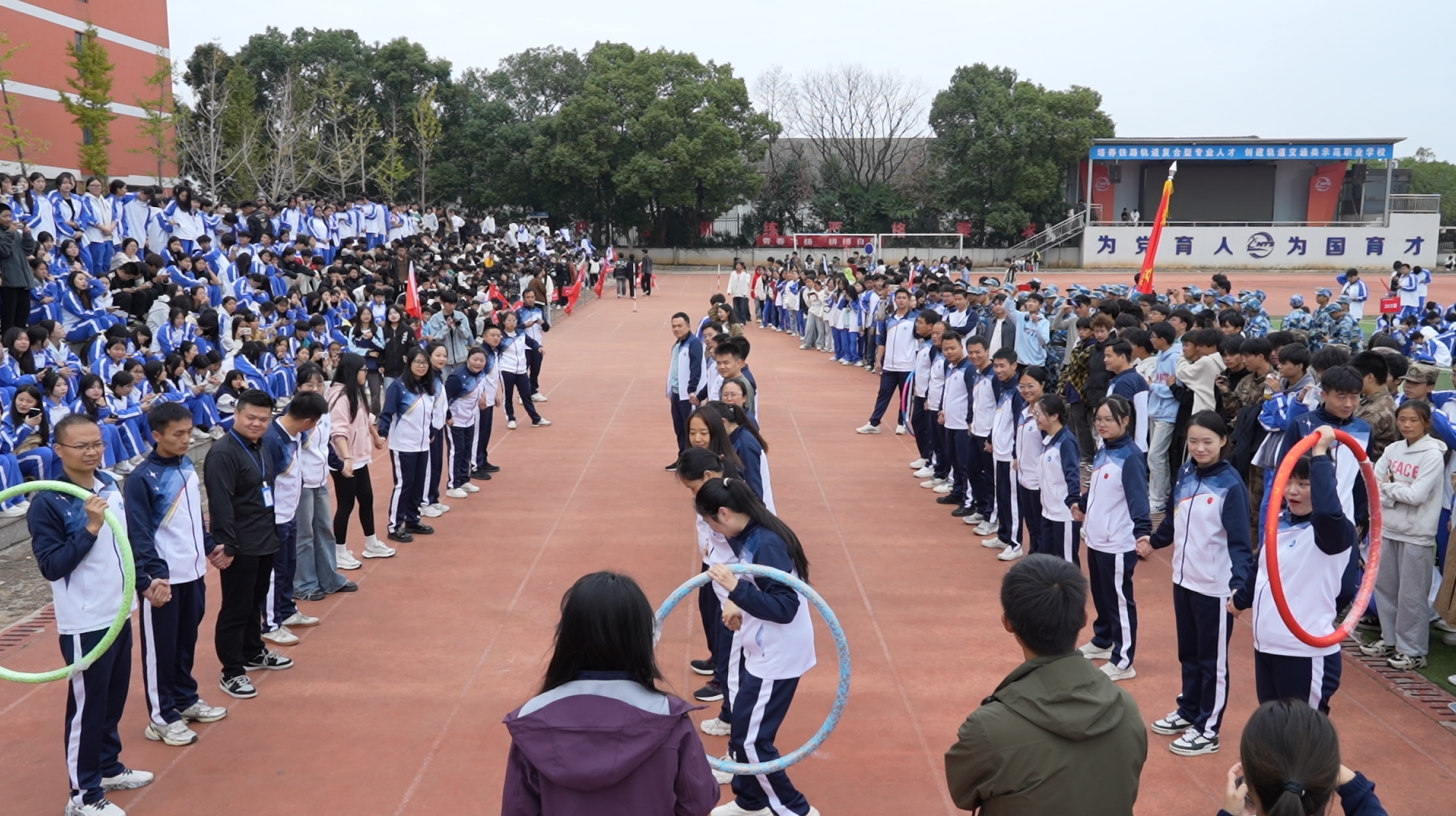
(1262, 428, 1382, 648)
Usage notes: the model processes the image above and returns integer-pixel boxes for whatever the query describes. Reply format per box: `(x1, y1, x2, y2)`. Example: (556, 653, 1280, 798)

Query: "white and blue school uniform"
(497, 331, 543, 424)
(126, 451, 211, 730)
(909, 339, 940, 469)
(667, 333, 705, 451)
(966, 363, 997, 517)
(61, 286, 124, 343)
(78, 193, 116, 273)
(1038, 426, 1082, 565)
(420, 372, 449, 508)
(0, 353, 38, 404)
(379, 379, 435, 533)
(106, 390, 149, 460)
(1149, 459, 1254, 740)
(730, 427, 775, 513)
(1083, 433, 1151, 670)
(30, 274, 65, 324)
(1108, 367, 1150, 452)
(445, 367, 488, 489)
(49, 191, 82, 242)
(721, 520, 816, 816)
(162, 202, 207, 254)
(29, 471, 135, 809)
(935, 356, 969, 492)
(0, 413, 59, 479)
(697, 512, 739, 722)
(24, 191, 58, 238)
(990, 380, 1024, 547)
(262, 420, 305, 632)
(1012, 399, 1045, 556)
(474, 353, 500, 471)
(1280, 407, 1372, 607)
(177, 369, 221, 430)
(1240, 457, 1355, 713)
(157, 322, 197, 356)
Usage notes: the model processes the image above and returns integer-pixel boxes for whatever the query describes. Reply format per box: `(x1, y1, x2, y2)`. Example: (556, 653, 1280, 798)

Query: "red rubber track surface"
(0, 271, 1452, 815)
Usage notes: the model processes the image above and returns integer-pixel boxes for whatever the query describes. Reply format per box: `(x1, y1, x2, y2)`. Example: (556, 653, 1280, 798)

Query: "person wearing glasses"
(1007, 366, 1050, 564)
(31, 414, 154, 815)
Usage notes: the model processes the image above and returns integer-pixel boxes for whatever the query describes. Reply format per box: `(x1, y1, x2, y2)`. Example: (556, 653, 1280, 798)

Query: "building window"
(82, 127, 93, 146)
(75, 31, 84, 51)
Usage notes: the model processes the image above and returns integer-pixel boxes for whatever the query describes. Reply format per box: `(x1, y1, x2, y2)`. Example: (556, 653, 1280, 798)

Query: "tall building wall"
(1, 0, 175, 183)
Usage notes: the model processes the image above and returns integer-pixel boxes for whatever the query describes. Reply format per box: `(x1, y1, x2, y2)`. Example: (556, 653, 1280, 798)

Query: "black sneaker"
(297, 590, 327, 602)
(329, 580, 359, 594)
(388, 528, 414, 544)
(483, 463, 500, 473)
(219, 675, 257, 699)
(951, 505, 975, 517)
(935, 494, 961, 505)
(244, 651, 294, 672)
(665, 463, 679, 472)
(690, 658, 716, 676)
(406, 523, 435, 535)
(470, 469, 493, 481)
(693, 681, 724, 702)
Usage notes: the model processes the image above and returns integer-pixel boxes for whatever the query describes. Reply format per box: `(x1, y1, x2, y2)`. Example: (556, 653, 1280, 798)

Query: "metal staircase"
(1005, 208, 1090, 257)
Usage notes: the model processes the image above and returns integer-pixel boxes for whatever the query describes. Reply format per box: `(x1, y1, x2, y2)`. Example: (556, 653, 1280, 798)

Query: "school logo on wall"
(1246, 232, 1275, 259)
(1094, 176, 1112, 192)
(1314, 176, 1333, 192)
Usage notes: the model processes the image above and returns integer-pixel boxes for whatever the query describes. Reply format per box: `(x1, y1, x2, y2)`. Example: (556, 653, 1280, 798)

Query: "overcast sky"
(170, 0, 1455, 160)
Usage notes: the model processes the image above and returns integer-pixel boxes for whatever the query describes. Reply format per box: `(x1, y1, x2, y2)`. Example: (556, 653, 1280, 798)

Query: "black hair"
(706, 399, 769, 454)
(1241, 337, 1273, 361)
(916, 309, 942, 325)
(1169, 308, 1198, 327)
(714, 336, 746, 361)
(1105, 339, 1133, 362)
(1396, 398, 1433, 432)
(540, 572, 664, 695)
(1266, 330, 1295, 349)
(286, 390, 328, 422)
(148, 401, 194, 434)
(693, 477, 809, 582)
(676, 445, 739, 481)
(1320, 365, 1364, 395)
(1348, 351, 1388, 385)
(1096, 394, 1134, 431)
(296, 362, 326, 386)
(1000, 554, 1088, 656)
(76, 373, 107, 417)
(401, 347, 435, 395)
(1124, 329, 1153, 355)
(1219, 311, 1246, 330)
(109, 371, 133, 392)
(1188, 410, 1230, 439)
(1036, 394, 1069, 425)
(142, 359, 168, 393)
(236, 388, 276, 413)
(1238, 700, 1341, 816)
(671, 311, 691, 324)
(11, 384, 49, 442)
(1309, 345, 1349, 373)
(940, 329, 963, 347)
(1020, 365, 1049, 388)
(1183, 328, 1222, 349)
(1221, 335, 1243, 355)
(1378, 349, 1408, 381)
(992, 347, 1019, 365)
(2, 327, 36, 373)
(52, 412, 97, 445)
(686, 405, 744, 474)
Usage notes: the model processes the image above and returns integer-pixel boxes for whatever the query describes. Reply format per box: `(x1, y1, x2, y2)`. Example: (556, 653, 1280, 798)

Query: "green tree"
(412, 82, 442, 204)
(132, 52, 177, 184)
(59, 26, 117, 177)
(373, 136, 409, 200)
(1403, 148, 1456, 225)
(0, 32, 50, 173)
(219, 66, 262, 198)
(929, 63, 1114, 245)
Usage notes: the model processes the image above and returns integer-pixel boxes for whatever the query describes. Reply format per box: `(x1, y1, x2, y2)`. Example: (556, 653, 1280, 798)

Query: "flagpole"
(1136, 161, 1177, 295)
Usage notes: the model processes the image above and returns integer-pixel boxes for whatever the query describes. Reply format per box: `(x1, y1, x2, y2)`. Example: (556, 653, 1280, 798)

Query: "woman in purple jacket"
(502, 572, 720, 816)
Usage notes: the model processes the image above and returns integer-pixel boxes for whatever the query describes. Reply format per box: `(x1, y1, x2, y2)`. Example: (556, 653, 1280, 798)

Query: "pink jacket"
(327, 382, 375, 467)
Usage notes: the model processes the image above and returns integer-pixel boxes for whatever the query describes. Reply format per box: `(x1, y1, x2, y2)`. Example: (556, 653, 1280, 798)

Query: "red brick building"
(1, 0, 175, 184)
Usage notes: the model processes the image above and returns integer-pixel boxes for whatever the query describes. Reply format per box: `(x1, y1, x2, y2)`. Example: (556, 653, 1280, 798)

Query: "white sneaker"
(209, 426, 226, 440)
(112, 459, 135, 475)
(840, 359, 851, 365)
(362, 537, 396, 558)
(178, 699, 228, 722)
(974, 520, 1000, 537)
(1433, 618, 1456, 634)
(530, 393, 548, 402)
(336, 547, 362, 570)
(419, 504, 443, 518)
(894, 424, 908, 435)
(0, 503, 25, 518)
(281, 612, 318, 628)
(921, 477, 945, 489)
(66, 799, 127, 816)
(710, 753, 735, 785)
(1100, 663, 1137, 682)
(913, 466, 935, 478)
(933, 482, 953, 494)
(101, 768, 154, 791)
(700, 717, 732, 736)
(462, 483, 481, 493)
(446, 487, 469, 499)
(855, 422, 881, 434)
(1080, 642, 1113, 660)
(997, 544, 1024, 562)
(261, 626, 298, 646)
(507, 419, 518, 429)
(909, 458, 927, 469)
(430, 502, 451, 514)
(191, 427, 210, 441)
(710, 801, 772, 815)
(144, 719, 198, 746)
(532, 418, 552, 427)
(981, 537, 1008, 550)
(967, 512, 986, 525)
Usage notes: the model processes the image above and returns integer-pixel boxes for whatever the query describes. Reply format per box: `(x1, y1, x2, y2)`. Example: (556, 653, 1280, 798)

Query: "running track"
(0, 271, 1453, 815)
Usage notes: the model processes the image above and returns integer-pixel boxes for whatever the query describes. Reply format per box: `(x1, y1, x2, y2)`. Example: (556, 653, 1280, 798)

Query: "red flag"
(405, 262, 422, 319)
(564, 279, 584, 314)
(594, 263, 611, 297)
(487, 283, 505, 307)
(1136, 162, 1178, 295)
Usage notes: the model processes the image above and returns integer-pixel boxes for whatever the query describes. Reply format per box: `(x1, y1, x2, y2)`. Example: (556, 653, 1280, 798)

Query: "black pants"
(995, 460, 1016, 544)
(501, 371, 541, 423)
(933, 424, 953, 480)
(61, 622, 132, 806)
(475, 406, 495, 469)
(1254, 650, 1342, 714)
(733, 296, 749, 323)
(1088, 548, 1139, 670)
(449, 424, 475, 488)
(216, 551, 276, 678)
(968, 434, 994, 516)
(670, 397, 693, 453)
(910, 396, 934, 461)
(525, 347, 543, 393)
(1016, 484, 1044, 554)
(332, 463, 375, 547)
(423, 427, 445, 505)
(1070, 400, 1097, 466)
(389, 450, 428, 531)
(1041, 518, 1081, 565)
(948, 427, 971, 502)
(867, 370, 910, 427)
(365, 370, 384, 416)
(263, 521, 298, 630)
(0, 286, 29, 332)
(1172, 585, 1234, 738)
(139, 578, 205, 727)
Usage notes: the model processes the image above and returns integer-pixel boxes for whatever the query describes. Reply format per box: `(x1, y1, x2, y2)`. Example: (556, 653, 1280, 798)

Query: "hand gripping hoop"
(0, 481, 134, 684)
(1262, 429, 1382, 648)
(656, 564, 850, 776)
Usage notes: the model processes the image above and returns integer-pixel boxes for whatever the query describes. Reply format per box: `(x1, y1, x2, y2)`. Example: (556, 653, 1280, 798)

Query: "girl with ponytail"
(696, 476, 817, 816)
(1221, 700, 1387, 816)
(707, 399, 774, 512)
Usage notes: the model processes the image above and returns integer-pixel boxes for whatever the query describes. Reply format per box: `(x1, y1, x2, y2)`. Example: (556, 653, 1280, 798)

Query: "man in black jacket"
(0, 202, 38, 331)
(205, 389, 292, 699)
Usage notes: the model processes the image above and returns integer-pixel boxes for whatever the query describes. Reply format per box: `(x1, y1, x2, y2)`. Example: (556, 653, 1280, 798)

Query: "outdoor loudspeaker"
(1109, 165, 1123, 184)
(1351, 164, 1367, 185)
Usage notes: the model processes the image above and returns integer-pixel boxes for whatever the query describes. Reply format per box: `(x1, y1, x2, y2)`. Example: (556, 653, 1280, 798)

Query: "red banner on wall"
(755, 234, 875, 248)
(1306, 162, 1346, 225)
(1090, 163, 1115, 222)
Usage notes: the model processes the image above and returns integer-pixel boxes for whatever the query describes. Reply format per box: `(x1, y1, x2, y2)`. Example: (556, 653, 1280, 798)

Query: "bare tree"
(177, 50, 237, 197)
(254, 69, 315, 201)
(313, 69, 376, 200)
(412, 82, 442, 204)
(784, 64, 930, 192)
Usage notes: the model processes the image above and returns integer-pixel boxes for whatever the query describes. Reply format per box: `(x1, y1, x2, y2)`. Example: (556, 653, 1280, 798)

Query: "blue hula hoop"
(655, 564, 850, 777)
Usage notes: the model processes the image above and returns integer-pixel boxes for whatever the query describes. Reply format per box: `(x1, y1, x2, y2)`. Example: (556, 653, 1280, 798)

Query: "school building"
(1052, 136, 1442, 270)
(0, 0, 175, 184)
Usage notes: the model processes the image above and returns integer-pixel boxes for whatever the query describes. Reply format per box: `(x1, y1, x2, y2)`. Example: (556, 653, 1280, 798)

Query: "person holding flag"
(1135, 163, 1177, 296)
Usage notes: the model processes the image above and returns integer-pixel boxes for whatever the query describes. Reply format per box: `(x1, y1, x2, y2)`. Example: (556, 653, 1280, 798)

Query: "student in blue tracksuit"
(1148, 411, 1254, 757)
(965, 337, 999, 532)
(667, 312, 704, 465)
(934, 331, 973, 511)
(126, 403, 229, 749)
(1006, 366, 1049, 563)
(418, 342, 451, 517)
(1034, 394, 1082, 565)
(379, 348, 437, 543)
(444, 347, 489, 497)
(1237, 427, 1356, 713)
(31, 413, 153, 814)
(260, 391, 326, 647)
(908, 312, 943, 475)
(675, 447, 742, 783)
(699, 477, 818, 816)
(711, 400, 775, 513)
(982, 348, 1025, 555)
(1079, 395, 1152, 682)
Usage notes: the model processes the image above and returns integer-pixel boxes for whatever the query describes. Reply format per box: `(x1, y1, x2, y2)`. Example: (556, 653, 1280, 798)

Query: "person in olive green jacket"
(946, 555, 1147, 815)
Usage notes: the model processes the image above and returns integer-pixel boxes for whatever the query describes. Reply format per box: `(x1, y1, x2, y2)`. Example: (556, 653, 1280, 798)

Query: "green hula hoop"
(0, 480, 134, 684)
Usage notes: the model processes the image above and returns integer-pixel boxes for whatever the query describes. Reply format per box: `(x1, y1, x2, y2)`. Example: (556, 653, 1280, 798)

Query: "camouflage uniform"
(1355, 391, 1397, 462)
(1328, 314, 1364, 351)
(1308, 304, 1336, 347)
(1245, 313, 1271, 338)
(1282, 309, 1313, 334)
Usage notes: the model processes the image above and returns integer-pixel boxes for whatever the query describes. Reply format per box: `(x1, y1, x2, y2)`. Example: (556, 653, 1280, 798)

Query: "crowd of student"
(0, 174, 628, 816)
